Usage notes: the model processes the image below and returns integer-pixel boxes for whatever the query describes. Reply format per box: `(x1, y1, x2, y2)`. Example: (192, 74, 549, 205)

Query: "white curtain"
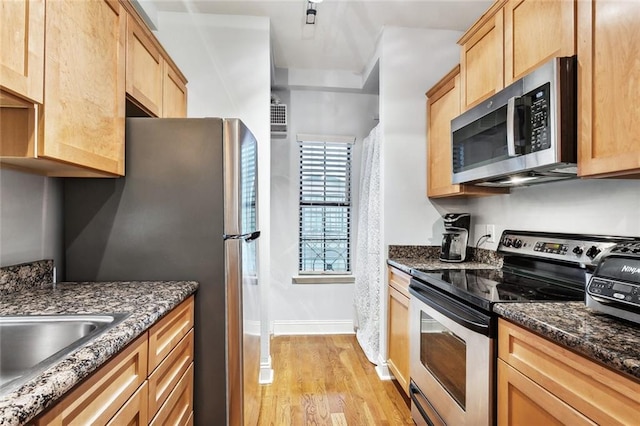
(354, 123, 382, 364)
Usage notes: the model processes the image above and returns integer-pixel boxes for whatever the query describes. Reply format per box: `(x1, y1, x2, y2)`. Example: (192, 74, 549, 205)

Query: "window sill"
(292, 275, 355, 284)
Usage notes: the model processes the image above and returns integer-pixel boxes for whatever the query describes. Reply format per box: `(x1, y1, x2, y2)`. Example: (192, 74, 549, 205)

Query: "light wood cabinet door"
(0, 0, 44, 103)
(162, 61, 188, 118)
(426, 66, 508, 198)
(577, 0, 640, 178)
(38, 0, 126, 176)
(107, 381, 149, 426)
(387, 267, 410, 396)
(504, 0, 576, 85)
(148, 330, 194, 418)
(498, 319, 640, 425)
(150, 363, 194, 426)
(497, 360, 595, 426)
(126, 12, 163, 117)
(459, 1, 506, 110)
(35, 333, 148, 425)
(148, 296, 195, 372)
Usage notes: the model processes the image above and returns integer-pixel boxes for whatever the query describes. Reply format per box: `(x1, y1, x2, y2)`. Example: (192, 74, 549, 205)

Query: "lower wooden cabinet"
(35, 333, 148, 425)
(34, 296, 195, 426)
(498, 319, 640, 425)
(387, 266, 410, 396)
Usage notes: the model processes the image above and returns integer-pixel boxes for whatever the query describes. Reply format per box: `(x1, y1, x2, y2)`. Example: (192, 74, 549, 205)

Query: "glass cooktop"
(410, 267, 585, 312)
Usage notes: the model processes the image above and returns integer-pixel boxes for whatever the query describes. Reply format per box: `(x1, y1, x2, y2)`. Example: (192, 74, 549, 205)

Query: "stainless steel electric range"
(407, 230, 637, 426)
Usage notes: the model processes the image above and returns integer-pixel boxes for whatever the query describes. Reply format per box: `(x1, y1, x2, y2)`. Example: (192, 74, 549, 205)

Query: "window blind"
(298, 140, 352, 273)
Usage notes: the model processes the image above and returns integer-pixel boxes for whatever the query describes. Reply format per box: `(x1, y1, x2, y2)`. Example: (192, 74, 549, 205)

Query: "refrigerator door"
(223, 119, 261, 426)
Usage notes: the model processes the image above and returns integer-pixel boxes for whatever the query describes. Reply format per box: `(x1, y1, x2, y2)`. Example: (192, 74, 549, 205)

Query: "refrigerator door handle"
(223, 231, 261, 242)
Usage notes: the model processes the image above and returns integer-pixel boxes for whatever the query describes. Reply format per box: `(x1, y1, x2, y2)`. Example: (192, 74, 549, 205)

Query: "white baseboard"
(259, 356, 274, 384)
(271, 320, 355, 336)
(375, 360, 394, 380)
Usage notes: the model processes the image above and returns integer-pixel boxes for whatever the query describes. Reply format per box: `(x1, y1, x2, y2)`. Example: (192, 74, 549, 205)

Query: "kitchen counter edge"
(494, 302, 640, 382)
(0, 280, 198, 426)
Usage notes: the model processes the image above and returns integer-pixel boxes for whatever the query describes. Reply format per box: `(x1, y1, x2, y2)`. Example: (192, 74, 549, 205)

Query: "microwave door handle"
(506, 96, 517, 157)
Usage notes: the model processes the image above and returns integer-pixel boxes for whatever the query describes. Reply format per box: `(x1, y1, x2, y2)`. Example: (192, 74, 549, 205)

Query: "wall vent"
(270, 103, 287, 138)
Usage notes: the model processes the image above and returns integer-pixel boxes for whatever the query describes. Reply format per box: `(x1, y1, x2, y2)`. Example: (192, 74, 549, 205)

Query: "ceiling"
(139, 0, 492, 75)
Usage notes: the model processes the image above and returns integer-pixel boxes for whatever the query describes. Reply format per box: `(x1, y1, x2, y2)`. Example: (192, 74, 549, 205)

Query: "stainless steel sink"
(0, 313, 128, 393)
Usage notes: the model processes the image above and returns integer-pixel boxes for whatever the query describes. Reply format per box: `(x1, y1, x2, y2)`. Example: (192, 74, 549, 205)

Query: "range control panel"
(497, 231, 630, 267)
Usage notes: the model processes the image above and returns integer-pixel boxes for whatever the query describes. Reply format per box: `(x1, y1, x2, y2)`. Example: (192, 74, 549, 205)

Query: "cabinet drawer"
(148, 329, 194, 418)
(498, 319, 640, 425)
(106, 381, 148, 426)
(149, 296, 194, 372)
(388, 266, 411, 298)
(150, 363, 194, 426)
(35, 333, 148, 425)
(497, 360, 594, 426)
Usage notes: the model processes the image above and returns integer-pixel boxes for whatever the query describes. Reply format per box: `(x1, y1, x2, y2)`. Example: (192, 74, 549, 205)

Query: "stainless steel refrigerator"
(64, 118, 261, 426)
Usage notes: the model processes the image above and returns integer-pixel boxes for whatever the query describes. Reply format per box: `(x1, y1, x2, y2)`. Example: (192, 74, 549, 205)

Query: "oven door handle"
(410, 381, 447, 426)
(410, 281, 492, 336)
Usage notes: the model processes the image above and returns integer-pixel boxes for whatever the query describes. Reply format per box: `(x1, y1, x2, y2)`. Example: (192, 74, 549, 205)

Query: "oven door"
(409, 280, 494, 425)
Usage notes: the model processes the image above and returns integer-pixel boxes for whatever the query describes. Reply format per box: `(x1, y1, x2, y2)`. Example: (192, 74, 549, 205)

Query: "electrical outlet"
(486, 225, 496, 243)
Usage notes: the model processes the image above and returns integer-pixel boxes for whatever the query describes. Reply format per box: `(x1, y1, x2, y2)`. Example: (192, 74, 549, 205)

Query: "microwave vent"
(271, 103, 287, 138)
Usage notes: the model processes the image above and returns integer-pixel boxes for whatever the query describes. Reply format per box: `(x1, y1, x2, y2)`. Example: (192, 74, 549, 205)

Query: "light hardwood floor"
(257, 335, 413, 426)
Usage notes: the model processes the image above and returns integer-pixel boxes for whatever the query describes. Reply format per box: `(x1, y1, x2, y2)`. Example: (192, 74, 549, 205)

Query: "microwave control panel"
(528, 83, 550, 152)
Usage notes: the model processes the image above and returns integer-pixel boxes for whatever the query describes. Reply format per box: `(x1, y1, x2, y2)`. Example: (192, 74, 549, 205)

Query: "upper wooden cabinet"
(426, 66, 508, 198)
(124, 5, 188, 118)
(504, 0, 576, 85)
(460, 0, 576, 110)
(0, 0, 187, 177)
(459, 1, 505, 110)
(126, 12, 164, 117)
(577, 0, 640, 178)
(1, 0, 126, 177)
(162, 61, 188, 118)
(0, 0, 44, 104)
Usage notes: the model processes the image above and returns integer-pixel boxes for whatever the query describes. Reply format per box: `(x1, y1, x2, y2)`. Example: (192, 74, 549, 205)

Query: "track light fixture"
(306, 1, 318, 25)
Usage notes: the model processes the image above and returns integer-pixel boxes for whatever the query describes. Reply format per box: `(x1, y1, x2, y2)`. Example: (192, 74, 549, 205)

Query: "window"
(298, 137, 353, 274)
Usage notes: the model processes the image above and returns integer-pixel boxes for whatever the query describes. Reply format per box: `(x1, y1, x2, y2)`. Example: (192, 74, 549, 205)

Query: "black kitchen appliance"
(439, 213, 471, 263)
(586, 242, 640, 325)
(408, 230, 635, 426)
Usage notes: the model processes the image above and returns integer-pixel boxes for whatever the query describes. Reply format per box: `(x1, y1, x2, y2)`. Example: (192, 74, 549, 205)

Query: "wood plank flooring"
(257, 335, 413, 426)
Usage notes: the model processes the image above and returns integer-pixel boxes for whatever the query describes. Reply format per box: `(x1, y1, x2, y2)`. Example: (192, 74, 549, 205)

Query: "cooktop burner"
(410, 267, 584, 312)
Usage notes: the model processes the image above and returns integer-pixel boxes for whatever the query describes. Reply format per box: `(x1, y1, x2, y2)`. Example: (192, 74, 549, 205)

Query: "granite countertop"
(0, 279, 198, 426)
(494, 302, 640, 381)
(387, 246, 639, 383)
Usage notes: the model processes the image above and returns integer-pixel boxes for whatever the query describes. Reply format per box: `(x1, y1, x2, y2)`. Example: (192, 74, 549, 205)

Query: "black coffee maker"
(440, 213, 471, 263)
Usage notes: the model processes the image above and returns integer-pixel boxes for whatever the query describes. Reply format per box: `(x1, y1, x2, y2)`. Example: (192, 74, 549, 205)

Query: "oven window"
(420, 311, 466, 409)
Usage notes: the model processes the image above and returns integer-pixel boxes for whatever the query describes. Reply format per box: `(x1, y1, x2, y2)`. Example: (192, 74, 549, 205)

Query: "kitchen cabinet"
(124, 4, 188, 118)
(1, 0, 126, 177)
(35, 333, 149, 425)
(503, 0, 575, 85)
(126, 12, 164, 117)
(577, 0, 640, 178)
(458, 0, 506, 110)
(426, 66, 508, 198)
(162, 61, 188, 118)
(0, 0, 44, 104)
(34, 296, 195, 426)
(497, 319, 640, 425)
(387, 266, 410, 396)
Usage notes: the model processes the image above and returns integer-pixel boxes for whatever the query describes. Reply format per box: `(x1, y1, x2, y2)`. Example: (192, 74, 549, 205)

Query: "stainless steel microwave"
(451, 56, 577, 187)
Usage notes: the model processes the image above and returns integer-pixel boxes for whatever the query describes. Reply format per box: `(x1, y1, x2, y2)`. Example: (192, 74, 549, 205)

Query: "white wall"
(270, 89, 378, 334)
(151, 11, 273, 375)
(0, 169, 63, 279)
(376, 27, 464, 369)
(459, 178, 640, 248)
(379, 27, 464, 247)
